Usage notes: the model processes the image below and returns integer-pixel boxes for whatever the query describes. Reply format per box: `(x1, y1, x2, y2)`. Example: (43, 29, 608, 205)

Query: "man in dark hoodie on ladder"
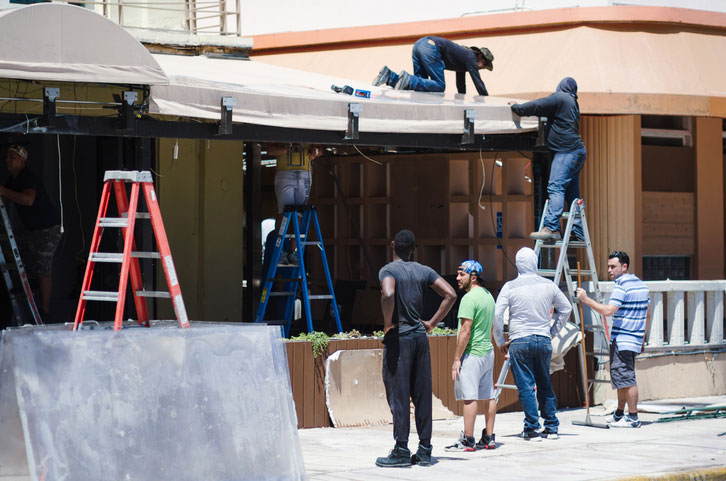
(510, 77, 586, 241)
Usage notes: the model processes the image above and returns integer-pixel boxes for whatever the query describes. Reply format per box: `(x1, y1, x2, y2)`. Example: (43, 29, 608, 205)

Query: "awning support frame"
(461, 109, 477, 145)
(344, 103, 361, 140)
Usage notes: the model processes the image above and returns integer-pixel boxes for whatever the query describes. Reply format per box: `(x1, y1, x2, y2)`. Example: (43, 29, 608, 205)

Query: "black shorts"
(610, 342, 637, 389)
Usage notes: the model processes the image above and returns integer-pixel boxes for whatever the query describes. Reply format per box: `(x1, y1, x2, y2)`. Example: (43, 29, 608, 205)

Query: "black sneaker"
(375, 446, 412, 468)
(518, 430, 542, 442)
(372, 66, 393, 87)
(476, 432, 496, 450)
(395, 71, 412, 90)
(410, 443, 432, 466)
(540, 429, 559, 440)
(277, 251, 290, 265)
(444, 432, 477, 452)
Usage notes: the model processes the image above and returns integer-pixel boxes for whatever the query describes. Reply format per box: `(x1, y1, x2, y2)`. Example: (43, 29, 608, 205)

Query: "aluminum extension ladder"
(254, 204, 342, 336)
(73, 171, 189, 331)
(0, 197, 42, 325)
(494, 198, 610, 404)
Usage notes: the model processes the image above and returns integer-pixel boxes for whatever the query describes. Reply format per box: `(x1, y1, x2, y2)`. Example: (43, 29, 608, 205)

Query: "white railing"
(593, 280, 726, 351)
(51, 0, 243, 37)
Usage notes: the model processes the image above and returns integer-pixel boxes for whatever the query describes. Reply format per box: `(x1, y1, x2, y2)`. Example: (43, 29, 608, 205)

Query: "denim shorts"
(610, 342, 637, 389)
(454, 350, 495, 401)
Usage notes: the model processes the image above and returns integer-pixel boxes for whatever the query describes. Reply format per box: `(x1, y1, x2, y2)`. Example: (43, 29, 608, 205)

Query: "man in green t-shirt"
(445, 260, 498, 452)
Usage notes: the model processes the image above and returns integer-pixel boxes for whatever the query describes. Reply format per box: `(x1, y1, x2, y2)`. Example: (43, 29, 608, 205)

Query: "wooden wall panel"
(642, 192, 695, 255)
(286, 336, 585, 428)
(311, 151, 534, 293)
(581, 115, 642, 278)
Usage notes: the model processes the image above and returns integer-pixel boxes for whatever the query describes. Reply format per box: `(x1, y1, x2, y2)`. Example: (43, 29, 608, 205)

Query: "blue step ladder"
(254, 205, 342, 336)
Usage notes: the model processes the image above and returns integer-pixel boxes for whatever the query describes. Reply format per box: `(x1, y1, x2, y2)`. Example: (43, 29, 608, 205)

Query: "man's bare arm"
(0, 186, 35, 206)
(422, 277, 456, 332)
(642, 304, 652, 353)
(265, 143, 289, 156)
(576, 288, 618, 317)
(451, 318, 472, 380)
(380, 276, 396, 334)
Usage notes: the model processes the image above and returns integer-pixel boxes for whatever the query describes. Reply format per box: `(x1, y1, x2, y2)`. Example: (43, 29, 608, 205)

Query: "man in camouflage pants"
(0, 145, 61, 318)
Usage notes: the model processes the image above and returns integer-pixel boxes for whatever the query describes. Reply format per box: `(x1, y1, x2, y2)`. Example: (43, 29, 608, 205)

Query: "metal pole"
(243, 143, 262, 322)
(235, 0, 241, 36)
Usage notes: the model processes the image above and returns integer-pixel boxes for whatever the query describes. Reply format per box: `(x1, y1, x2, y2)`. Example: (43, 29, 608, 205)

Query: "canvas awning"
(149, 54, 538, 135)
(0, 3, 537, 142)
(0, 4, 167, 85)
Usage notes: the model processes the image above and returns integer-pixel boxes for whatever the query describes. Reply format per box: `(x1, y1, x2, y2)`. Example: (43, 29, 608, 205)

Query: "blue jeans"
(406, 37, 446, 93)
(544, 147, 586, 239)
(509, 335, 559, 433)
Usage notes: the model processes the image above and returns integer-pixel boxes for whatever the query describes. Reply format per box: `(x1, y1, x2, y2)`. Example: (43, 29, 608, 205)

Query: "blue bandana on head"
(459, 260, 482, 277)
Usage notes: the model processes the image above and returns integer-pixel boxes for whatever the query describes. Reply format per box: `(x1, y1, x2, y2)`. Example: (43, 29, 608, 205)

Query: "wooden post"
(695, 117, 725, 279)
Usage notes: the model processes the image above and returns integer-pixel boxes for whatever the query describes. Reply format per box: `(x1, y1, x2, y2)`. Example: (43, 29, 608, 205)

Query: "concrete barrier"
(0, 324, 305, 481)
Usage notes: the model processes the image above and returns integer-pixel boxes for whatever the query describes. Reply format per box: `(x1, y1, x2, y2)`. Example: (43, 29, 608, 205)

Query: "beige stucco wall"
(600, 351, 726, 401)
(156, 138, 244, 322)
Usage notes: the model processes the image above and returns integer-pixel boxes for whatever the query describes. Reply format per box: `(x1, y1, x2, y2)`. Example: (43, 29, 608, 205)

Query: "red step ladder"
(74, 171, 189, 331)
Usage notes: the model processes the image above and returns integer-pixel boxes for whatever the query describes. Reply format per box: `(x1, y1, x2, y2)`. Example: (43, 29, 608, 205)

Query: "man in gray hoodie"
(511, 77, 586, 241)
(493, 247, 572, 440)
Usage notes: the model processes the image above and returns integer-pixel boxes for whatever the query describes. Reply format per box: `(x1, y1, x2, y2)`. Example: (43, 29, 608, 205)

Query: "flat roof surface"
(299, 395, 726, 480)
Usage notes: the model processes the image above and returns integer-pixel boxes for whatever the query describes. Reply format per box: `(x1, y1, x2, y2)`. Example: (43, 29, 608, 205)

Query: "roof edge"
(251, 6, 726, 54)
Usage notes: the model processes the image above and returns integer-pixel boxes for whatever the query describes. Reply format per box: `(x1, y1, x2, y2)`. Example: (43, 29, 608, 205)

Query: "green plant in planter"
(429, 326, 456, 336)
(330, 329, 362, 340)
(289, 331, 330, 358)
(370, 327, 455, 338)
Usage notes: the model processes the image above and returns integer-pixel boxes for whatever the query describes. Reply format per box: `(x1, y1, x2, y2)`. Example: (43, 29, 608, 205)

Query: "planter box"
(285, 335, 584, 429)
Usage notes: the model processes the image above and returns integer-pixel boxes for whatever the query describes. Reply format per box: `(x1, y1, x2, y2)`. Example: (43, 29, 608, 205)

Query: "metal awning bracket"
(461, 109, 477, 144)
(121, 91, 138, 130)
(43, 88, 59, 126)
(536, 117, 548, 147)
(218, 96, 236, 136)
(345, 103, 362, 140)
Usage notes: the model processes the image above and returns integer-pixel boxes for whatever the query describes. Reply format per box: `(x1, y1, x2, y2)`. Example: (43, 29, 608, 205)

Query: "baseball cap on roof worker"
(8, 144, 27, 160)
(470, 47, 494, 71)
(459, 259, 483, 277)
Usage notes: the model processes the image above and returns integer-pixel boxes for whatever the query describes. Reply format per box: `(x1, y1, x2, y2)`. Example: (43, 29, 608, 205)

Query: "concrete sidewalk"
(299, 396, 726, 480)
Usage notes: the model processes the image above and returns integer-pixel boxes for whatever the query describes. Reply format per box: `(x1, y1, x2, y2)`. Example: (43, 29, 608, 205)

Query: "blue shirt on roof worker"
(372, 37, 493, 96)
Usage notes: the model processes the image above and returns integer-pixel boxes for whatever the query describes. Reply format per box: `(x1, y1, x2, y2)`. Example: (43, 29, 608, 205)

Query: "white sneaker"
(610, 415, 641, 428)
(605, 413, 622, 424)
(445, 432, 477, 452)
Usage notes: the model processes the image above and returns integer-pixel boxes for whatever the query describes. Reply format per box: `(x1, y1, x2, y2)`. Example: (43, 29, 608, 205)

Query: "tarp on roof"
(149, 54, 538, 134)
(0, 4, 167, 85)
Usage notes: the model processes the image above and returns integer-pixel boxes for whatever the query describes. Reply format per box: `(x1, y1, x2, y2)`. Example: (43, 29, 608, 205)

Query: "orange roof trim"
(252, 6, 726, 54)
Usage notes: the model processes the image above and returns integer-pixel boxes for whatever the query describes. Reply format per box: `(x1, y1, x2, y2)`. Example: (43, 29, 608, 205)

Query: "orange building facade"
(250, 6, 726, 284)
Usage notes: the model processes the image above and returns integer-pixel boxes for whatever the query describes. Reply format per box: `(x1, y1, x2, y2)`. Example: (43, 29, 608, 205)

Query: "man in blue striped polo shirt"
(576, 251, 651, 428)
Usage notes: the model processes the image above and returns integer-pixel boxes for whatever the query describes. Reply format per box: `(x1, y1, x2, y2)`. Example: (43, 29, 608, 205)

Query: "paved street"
(299, 396, 726, 480)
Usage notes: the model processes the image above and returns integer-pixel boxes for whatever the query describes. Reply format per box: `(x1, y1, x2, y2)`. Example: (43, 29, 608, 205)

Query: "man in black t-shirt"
(375, 229, 456, 468)
(0, 145, 61, 316)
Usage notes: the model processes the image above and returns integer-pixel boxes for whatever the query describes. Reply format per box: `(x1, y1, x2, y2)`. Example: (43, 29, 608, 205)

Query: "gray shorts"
(454, 350, 495, 401)
(610, 342, 637, 389)
(274, 170, 311, 214)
